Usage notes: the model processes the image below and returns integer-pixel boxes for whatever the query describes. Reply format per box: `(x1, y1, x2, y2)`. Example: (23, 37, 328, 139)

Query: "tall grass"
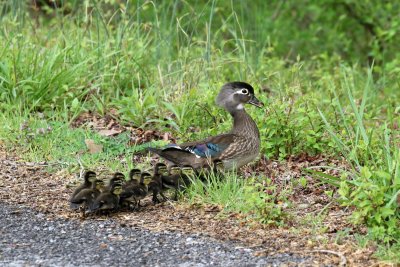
(316, 67, 400, 244)
(0, 1, 400, 259)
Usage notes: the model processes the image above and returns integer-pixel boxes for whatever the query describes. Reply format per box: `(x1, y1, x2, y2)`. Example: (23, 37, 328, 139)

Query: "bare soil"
(0, 145, 383, 267)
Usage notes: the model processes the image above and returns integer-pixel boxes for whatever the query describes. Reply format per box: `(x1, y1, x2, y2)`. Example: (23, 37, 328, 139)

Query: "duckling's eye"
(241, 89, 249, 95)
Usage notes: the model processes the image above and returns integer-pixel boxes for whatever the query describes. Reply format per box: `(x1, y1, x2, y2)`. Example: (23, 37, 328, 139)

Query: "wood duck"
(148, 82, 263, 170)
(70, 171, 97, 200)
(119, 169, 145, 209)
(106, 172, 125, 191)
(123, 172, 152, 209)
(160, 165, 182, 201)
(180, 165, 196, 185)
(161, 165, 195, 200)
(90, 177, 123, 212)
(127, 169, 142, 185)
(212, 159, 225, 179)
(70, 179, 104, 217)
(148, 163, 168, 204)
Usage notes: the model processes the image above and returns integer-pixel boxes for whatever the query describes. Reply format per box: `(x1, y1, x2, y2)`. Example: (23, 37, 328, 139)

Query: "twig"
(195, 103, 217, 125)
(309, 249, 347, 267)
(77, 156, 85, 179)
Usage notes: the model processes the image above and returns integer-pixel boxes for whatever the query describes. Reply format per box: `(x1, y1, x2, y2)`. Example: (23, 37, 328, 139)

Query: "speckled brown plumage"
(148, 81, 264, 170)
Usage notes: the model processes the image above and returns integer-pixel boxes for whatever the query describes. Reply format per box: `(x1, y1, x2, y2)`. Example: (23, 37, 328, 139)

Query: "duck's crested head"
(216, 81, 263, 112)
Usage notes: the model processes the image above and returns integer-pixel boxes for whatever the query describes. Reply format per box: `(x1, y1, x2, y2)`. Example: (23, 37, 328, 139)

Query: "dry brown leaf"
(98, 129, 122, 136)
(84, 139, 103, 154)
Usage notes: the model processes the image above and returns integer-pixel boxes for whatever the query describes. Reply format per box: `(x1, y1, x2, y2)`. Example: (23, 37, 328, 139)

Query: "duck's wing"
(147, 134, 237, 166)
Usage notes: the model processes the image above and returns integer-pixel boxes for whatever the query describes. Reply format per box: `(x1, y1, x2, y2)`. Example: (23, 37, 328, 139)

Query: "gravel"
(0, 202, 311, 266)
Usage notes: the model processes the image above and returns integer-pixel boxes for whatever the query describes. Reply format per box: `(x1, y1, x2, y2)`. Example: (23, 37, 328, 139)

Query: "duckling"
(90, 178, 123, 212)
(127, 168, 142, 185)
(70, 179, 105, 217)
(106, 172, 125, 190)
(148, 163, 168, 204)
(180, 165, 197, 185)
(159, 165, 182, 200)
(197, 160, 225, 181)
(212, 159, 225, 179)
(70, 171, 97, 200)
(119, 169, 143, 209)
(135, 172, 153, 207)
(121, 172, 152, 209)
(161, 165, 195, 200)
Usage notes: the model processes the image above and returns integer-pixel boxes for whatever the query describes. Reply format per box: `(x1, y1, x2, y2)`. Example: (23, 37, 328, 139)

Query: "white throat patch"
(236, 104, 244, 110)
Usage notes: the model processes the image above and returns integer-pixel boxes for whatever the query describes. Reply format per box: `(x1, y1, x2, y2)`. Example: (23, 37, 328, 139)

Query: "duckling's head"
(141, 172, 153, 185)
(169, 165, 181, 176)
(129, 169, 141, 181)
(181, 165, 196, 177)
(112, 184, 123, 195)
(84, 171, 97, 183)
(95, 179, 105, 190)
(109, 172, 125, 187)
(213, 160, 224, 172)
(109, 176, 123, 195)
(154, 163, 168, 176)
(216, 82, 263, 113)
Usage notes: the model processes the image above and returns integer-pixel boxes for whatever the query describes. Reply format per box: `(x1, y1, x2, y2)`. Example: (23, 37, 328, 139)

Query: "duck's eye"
(241, 89, 249, 95)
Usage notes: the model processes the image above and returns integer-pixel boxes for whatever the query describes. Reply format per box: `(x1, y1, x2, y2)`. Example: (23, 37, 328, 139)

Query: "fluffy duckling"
(134, 172, 153, 207)
(127, 169, 142, 185)
(70, 171, 97, 200)
(70, 179, 105, 217)
(162, 165, 196, 200)
(212, 159, 225, 179)
(159, 165, 183, 200)
(119, 169, 144, 209)
(148, 163, 168, 204)
(180, 165, 197, 185)
(90, 177, 123, 212)
(106, 172, 125, 190)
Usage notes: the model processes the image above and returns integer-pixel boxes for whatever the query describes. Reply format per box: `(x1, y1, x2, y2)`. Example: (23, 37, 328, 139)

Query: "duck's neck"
(230, 109, 259, 137)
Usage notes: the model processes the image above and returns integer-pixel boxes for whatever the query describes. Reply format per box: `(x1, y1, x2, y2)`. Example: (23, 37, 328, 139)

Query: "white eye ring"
(240, 89, 249, 95)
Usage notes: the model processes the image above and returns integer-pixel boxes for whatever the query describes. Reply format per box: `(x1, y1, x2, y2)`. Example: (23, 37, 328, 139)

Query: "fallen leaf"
(98, 129, 122, 136)
(84, 139, 103, 154)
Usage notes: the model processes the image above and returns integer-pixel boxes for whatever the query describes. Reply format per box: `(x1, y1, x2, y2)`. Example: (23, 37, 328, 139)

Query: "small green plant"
(338, 166, 400, 243)
(317, 72, 400, 245)
(184, 172, 289, 226)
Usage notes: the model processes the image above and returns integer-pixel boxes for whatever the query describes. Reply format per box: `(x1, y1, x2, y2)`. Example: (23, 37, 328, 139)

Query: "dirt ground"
(0, 143, 390, 267)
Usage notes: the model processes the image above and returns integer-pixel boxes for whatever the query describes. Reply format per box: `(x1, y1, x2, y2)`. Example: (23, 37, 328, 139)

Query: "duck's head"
(141, 172, 153, 185)
(129, 168, 141, 181)
(181, 165, 196, 177)
(109, 172, 125, 187)
(154, 163, 169, 176)
(213, 159, 224, 172)
(216, 82, 263, 113)
(95, 179, 105, 190)
(111, 182, 123, 195)
(84, 171, 97, 183)
(169, 165, 181, 176)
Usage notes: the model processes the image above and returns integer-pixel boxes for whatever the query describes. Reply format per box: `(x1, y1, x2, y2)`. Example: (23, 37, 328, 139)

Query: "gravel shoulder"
(0, 202, 309, 266)
(0, 147, 377, 266)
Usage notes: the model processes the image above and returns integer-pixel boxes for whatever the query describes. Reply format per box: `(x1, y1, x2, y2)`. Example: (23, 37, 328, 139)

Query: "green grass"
(0, 1, 400, 262)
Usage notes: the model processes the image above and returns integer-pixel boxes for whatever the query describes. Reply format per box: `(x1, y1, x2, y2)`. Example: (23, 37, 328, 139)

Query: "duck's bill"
(248, 95, 264, 108)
